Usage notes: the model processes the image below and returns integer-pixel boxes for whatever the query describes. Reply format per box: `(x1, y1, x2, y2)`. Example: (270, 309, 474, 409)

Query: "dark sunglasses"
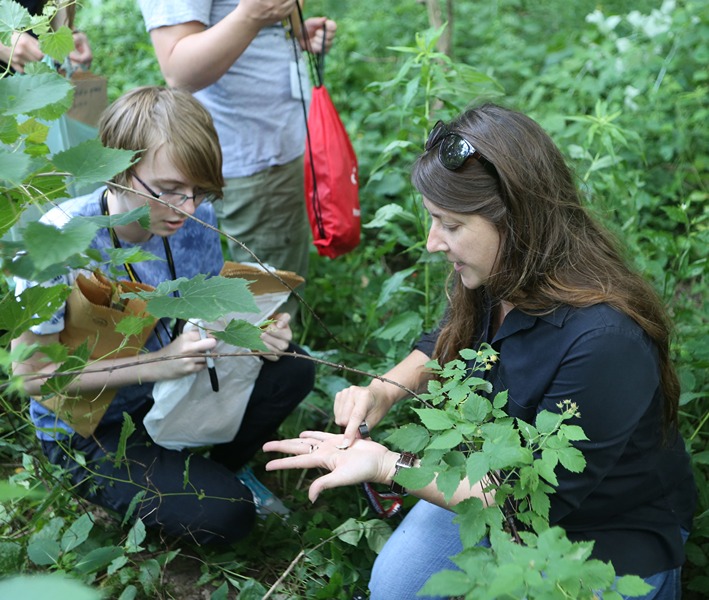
(425, 120, 499, 179)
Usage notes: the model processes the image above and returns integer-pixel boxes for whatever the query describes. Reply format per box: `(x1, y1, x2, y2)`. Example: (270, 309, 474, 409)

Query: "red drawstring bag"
(293, 12, 360, 259)
(304, 84, 361, 258)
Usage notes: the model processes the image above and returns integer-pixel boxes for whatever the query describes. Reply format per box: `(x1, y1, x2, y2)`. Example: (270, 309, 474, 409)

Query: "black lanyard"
(100, 189, 180, 345)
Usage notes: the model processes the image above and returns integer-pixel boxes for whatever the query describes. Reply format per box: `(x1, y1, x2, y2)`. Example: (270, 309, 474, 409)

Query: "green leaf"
(535, 410, 562, 435)
(0, 284, 69, 343)
(394, 462, 435, 491)
(461, 392, 492, 423)
(214, 318, 268, 352)
(372, 310, 423, 342)
(436, 466, 462, 502)
(0, 72, 72, 119)
(60, 512, 94, 552)
(210, 582, 229, 600)
(334, 517, 364, 546)
(428, 428, 463, 450)
(125, 518, 146, 553)
(559, 424, 588, 442)
(413, 407, 454, 431)
(616, 574, 653, 596)
(27, 538, 61, 566)
(420, 570, 472, 596)
(113, 412, 136, 468)
(363, 519, 393, 553)
(465, 452, 489, 484)
(556, 446, 586, 473)
(0, 575, 100, 600)
(0, 0, 32, 37)
(38, 26, 74, 63)
(385, 423, 430, 453)
(24, 217, 98, 272)
(0, 147, 32, 185)
(53, 139, 136, 186)
(74, 546, 125, 575)
(126, 275, 259, 322)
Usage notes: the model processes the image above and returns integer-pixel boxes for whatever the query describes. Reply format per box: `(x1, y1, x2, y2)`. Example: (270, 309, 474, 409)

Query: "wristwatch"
(390, 451, 417, 494)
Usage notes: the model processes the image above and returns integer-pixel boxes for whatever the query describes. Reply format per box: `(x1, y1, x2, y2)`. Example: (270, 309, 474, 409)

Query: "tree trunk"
(420, 0, 454, 57)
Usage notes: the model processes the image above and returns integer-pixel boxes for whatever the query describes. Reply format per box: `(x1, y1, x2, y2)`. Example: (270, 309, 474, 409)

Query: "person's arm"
(147, 0, 297, 92)
(334, 349, 433, 445)
(11, 327, 217, 397)
(264, 430, 494, 508)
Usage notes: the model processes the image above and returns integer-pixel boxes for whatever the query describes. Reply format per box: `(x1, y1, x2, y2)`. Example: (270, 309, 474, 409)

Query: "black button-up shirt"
(416, 301, 696, 576)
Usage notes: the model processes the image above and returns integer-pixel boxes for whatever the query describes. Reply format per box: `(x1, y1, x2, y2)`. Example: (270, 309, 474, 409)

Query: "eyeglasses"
(425, 120, 499, 179)
(132, 172, 212, 207)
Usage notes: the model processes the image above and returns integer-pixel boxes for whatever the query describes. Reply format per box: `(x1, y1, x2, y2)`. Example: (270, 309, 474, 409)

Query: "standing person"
(0, 0, 92, 73)
(11, 86, 315, 545)
(263, 104, 697, 598)
(137, 0, 337, 315)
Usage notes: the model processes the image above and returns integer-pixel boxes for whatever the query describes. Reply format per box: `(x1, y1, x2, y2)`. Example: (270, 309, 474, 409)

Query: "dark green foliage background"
(1, 0, 706, 598)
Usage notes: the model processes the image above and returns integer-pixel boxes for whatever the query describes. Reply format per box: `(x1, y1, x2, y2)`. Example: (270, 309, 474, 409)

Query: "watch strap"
(390, 451, 417, 494)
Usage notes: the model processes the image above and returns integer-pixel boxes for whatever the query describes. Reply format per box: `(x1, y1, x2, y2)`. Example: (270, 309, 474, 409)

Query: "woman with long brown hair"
(264, 104, 696, 599)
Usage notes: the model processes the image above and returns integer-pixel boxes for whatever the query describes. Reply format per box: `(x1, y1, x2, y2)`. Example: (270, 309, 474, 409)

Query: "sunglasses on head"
(425, 120, 499, 179)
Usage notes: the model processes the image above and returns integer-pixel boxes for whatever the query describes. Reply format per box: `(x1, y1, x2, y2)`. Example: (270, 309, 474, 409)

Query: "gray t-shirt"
(139, 0, 309, 179)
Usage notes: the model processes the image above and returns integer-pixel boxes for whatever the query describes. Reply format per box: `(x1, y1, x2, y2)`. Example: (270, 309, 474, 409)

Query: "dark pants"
(42, 344, 315, 546)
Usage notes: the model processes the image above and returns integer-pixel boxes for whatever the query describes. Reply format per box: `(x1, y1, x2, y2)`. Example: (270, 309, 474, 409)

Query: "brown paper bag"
(66, 70, 108, 128)
(40, 272, 157, 437)
(219, 261, 304, 295)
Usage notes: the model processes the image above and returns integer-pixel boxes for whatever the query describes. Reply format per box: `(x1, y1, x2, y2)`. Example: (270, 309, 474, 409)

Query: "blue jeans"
(368, 500, 685, 600)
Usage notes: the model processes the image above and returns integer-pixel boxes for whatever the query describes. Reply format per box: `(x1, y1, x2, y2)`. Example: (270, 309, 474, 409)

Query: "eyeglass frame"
(425, 120, 499, 180)
(131, 172, 212, 207)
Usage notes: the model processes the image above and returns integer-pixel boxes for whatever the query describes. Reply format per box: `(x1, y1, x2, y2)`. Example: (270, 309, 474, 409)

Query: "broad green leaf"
(73, 546, 125, 574)
(428, 428, 463, 450)
(486, 563, 526, 598)
(413, 407, 454, 431)
(536, 453, 559, 485)
(0, 480, 45, 501)
(0, 147, 32, 185)
(214, 318, 268, 352)
(535, 409, 562, 435)
(616, 574, 653, 596)
(334, 517, 364, 546)
(114, 314, 157, 338)
(556, 446, 586, 473)
(53, 139, 136, 186)
(126, 275, 259, 322)
(376, 266, 416, 307)
(385, 423, 430, 453)
(27, 538, 61, 566)
(420, 570, 472, 596)
(452, 499, 490, 548)
(210, 582, 229, 600)
(372, 310, 422, 342)
(0, 284, 69, 343)
(436, 466, 462, 502)
(0, 72, 72, 119)
(38, 26, 74, 63)
(0, 575, 100, 600)
(60, 512, 94, 552)
(462, 392, 492, 423)
(24, 217, 98, 271)
(0, 0, 32, 38)
(138, 557, 161, 593)
(465, 452, 489, 484)
(394, 462, 435, 491)
(559, 423, 588, 442)
(363, 519, 392, 553)
(125, 518, 146, 553)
